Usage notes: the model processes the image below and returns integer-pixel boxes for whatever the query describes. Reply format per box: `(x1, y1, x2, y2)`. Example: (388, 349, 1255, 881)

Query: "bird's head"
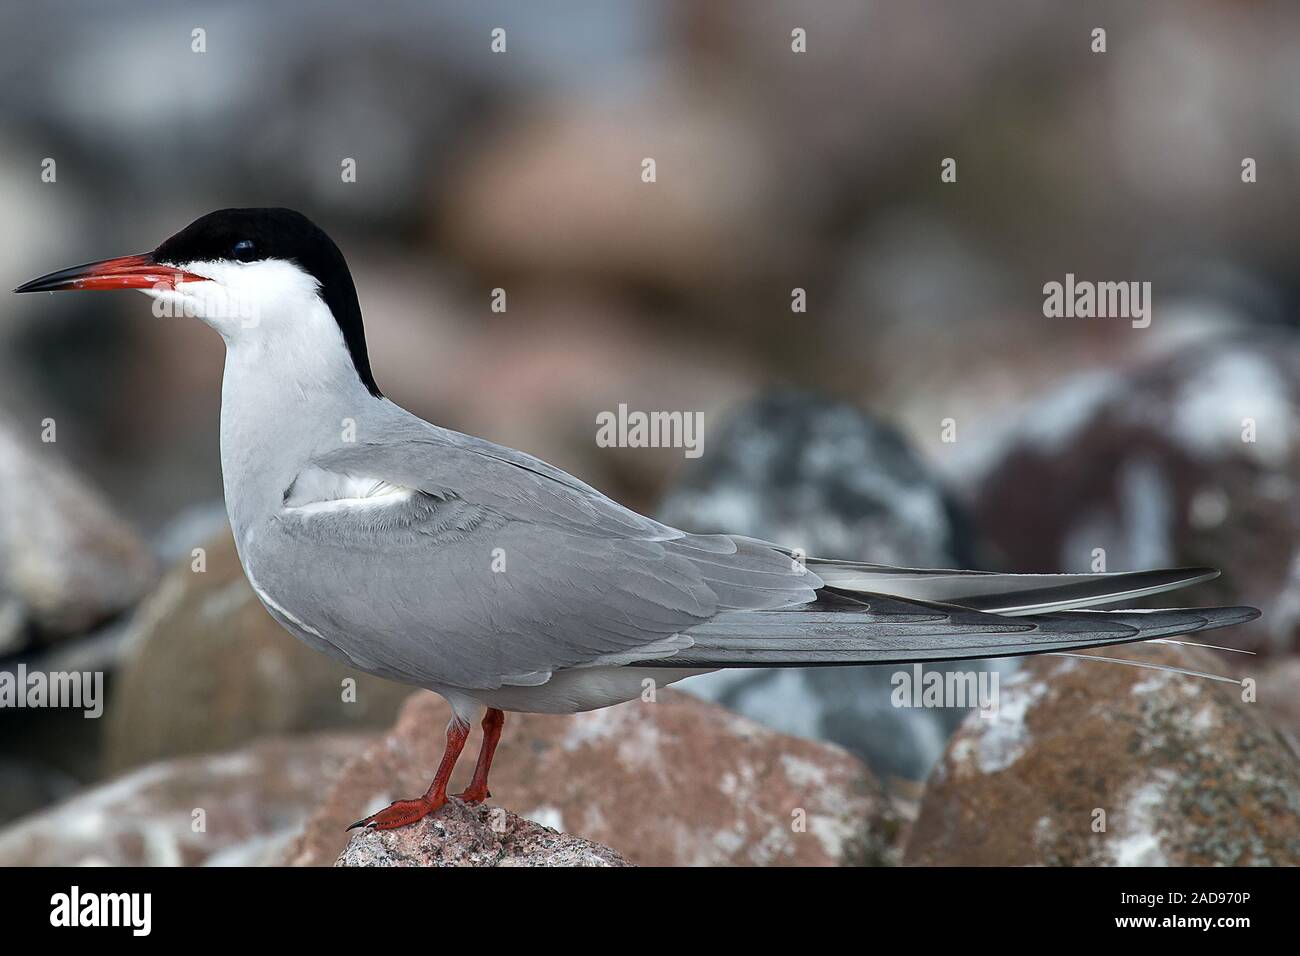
(14, 207, 381, 397)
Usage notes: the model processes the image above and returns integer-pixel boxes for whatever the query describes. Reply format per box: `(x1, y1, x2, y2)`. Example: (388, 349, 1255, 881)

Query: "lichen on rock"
(336, 800, 631, 867)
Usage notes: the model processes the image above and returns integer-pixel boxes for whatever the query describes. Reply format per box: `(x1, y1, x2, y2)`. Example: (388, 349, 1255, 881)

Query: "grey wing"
(254, 436, 821, 690)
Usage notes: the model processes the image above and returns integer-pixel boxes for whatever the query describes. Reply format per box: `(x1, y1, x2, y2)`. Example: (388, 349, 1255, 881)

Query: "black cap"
(156, 208, 381, 398)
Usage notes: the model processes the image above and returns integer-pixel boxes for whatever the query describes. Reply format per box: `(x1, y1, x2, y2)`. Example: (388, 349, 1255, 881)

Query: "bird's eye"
(232, 239, 257, 262)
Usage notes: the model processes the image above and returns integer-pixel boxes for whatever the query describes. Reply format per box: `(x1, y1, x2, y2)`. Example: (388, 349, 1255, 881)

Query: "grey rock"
(659, 390, 969, 567)
(337, 800, 631, 868)
(0, 418, 157, 649)
(0, 734, 367, 866)
(658, 389, 990, 781)
(973, 331, 1300, 656)
(0, 757, 78, 826)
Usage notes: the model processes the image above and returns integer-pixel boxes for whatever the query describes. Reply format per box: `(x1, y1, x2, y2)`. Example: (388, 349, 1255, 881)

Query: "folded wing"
(263, 429, 1256, 689)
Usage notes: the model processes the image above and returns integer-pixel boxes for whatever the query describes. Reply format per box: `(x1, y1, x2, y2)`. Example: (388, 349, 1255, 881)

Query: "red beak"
(13, 253, 205, 294)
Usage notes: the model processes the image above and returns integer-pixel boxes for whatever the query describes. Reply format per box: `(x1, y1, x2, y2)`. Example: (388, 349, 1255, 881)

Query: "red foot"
(455, 709, 505, 806)
(348, 793, 448, 831)
(344, 710, 505, 832)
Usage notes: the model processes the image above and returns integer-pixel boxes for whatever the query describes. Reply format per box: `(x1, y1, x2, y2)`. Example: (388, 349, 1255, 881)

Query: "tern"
(15, 208, 1260, 831)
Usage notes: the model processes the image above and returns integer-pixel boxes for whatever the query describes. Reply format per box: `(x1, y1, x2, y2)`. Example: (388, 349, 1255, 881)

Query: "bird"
(15, 208, 1260, 831)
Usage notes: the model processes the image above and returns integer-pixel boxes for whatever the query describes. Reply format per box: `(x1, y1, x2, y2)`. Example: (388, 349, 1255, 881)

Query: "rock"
(337, 800, 630, 868)
(286, 688, 901, 867)
(657, 390, 989, 781)
(681, 2, 1065, 203)
(0, 734, 367, 866)
(0, 757, 79, 826)
(973, 331, 1300, 655)
(104, 530, 411, 772)
(0, 418, 157, 649)
(441, 94, 792, 295)
(1256, 656, 1300, 757)
(658, 390, 970, 566)
(905, 644, 1300, 866)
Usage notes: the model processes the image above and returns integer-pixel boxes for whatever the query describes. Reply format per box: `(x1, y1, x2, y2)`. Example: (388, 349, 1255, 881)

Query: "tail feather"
(804, 560, 1219, 615)
(632, 555, 1258, 669)
(635, 583, 1259, 668)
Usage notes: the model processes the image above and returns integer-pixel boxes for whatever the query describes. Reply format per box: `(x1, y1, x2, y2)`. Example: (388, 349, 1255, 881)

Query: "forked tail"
(637, 564, 1258, 668)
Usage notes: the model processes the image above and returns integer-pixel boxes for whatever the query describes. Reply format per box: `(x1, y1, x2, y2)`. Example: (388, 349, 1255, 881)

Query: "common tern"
(15, 208, 1260, 831)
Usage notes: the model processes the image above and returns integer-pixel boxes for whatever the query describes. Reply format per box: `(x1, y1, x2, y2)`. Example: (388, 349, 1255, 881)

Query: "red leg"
(348, 718, 470, 831)
(455, 708, 505, 804)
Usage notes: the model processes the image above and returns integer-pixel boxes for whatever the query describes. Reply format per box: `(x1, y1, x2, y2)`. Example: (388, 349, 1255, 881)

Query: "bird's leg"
(348, 717, 470, 831)
(455, 708, 505, 804)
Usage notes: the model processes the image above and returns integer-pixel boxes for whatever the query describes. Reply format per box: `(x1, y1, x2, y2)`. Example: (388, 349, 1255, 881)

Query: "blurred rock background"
(0, 0, 1298, 864)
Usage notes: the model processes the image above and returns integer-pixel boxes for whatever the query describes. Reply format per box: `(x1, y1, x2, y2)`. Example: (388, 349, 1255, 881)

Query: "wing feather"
(250, 428, 1254, 691)
(253, 434, 816, 689)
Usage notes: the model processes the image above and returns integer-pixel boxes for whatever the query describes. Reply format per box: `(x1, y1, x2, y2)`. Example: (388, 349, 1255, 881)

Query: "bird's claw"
(347, 794, 447, 831)
(454, 786, 491, 804)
